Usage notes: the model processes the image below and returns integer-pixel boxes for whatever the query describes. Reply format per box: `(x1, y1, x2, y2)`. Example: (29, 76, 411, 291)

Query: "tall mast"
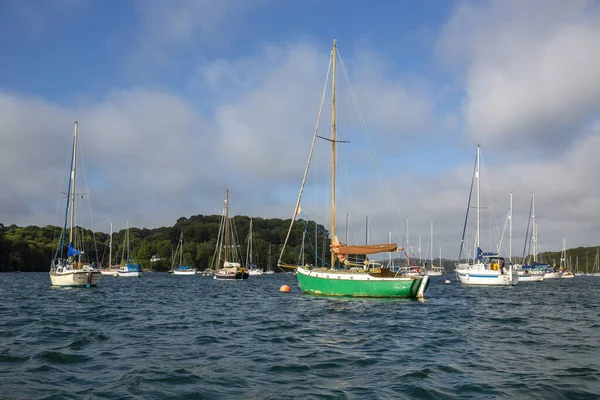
(389, 231, 392, 265)
(109, 222, 113, 267)
(224, 190, 230, 264)
(345, 213, 349, 244)
(406, 218, 410, 256)
(247, 218, 253, 266)
(68, 121, 78, 247)
(365, 216, 369, 245)
(418, 234, 422, 265)
(268, 243, 272, 270)
(330, 39, 337, 269)
(475, 144, 480, 256)
(430, 221, 433, 267)
(532, 191, 536, 262)
(509, 191, 513, 263)
(126, 218, 130, 260)
(179, 230, 183, 266)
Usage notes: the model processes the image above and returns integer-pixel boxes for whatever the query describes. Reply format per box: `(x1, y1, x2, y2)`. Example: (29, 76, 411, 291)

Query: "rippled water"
(1, 272, 599, 399)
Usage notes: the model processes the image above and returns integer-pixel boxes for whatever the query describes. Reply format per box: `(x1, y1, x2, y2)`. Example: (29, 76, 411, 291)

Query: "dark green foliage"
(0, 215, 330, 272)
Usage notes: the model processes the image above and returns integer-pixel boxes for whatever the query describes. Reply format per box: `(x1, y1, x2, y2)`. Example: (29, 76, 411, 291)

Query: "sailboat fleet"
(47, 40, 585, 294)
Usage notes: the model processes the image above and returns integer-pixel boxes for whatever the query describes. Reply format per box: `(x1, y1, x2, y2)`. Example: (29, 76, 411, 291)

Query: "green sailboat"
(279, 39, 429, 298)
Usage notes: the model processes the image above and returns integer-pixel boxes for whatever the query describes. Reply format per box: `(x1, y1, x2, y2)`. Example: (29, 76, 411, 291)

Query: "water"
(1, 272, 599, 399)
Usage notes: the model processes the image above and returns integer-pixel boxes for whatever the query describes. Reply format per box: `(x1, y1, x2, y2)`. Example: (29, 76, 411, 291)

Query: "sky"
(1, 0, 600, 261)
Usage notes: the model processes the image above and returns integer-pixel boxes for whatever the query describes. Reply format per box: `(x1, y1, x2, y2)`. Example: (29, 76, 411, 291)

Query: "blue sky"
(1, 0, 600, 257)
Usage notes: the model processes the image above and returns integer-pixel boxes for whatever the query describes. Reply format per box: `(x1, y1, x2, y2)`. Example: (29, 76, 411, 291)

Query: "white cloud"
(132, 0, 268, 67)
(438, 0, 600, 153)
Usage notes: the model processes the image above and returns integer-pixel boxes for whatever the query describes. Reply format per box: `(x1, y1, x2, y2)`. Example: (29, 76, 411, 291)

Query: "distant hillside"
(0, 215, 328, 272)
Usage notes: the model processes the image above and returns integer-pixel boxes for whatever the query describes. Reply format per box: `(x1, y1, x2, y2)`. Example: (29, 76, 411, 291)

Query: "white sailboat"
(50, 121, 102, 287)
(213, 190, 249, 280)
(426, 221, 444, 276)
(100, 222, 119, 276)
(116, 218, 143, 277)
(455, 145, 518, 286)
(264, 243, 275, 274)
(246, 218, 263, 276)
(560, 236, 575, 279)
(514, 192, 544, 282)
(171, 230, 196, 275)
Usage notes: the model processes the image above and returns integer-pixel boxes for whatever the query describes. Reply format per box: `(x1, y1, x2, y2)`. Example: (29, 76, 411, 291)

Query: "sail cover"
(331, 236, 398, 262)
(67, 242, 81, 257)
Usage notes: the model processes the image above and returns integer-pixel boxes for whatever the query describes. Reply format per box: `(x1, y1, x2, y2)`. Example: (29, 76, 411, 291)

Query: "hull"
(544, 272, 563, 279)
(116, 271, 143, 277)
(517, 274, 544, 282)
(100, 269, 118, 276)
(296, 267, 429, 298)
(456, 265, 518, 286)
(214, 271, 249, 280)
(264, 270, 275, 275)
(49, 270, 101, 287)
(248, 269, 263, 276)
(426, 270, 443, 276)
(561, 272, 575, 279)
(173, 269, 196, 275)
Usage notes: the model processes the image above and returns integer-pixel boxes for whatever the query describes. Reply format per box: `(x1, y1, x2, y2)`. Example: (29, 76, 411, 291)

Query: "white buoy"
(445, 279, 451, 284)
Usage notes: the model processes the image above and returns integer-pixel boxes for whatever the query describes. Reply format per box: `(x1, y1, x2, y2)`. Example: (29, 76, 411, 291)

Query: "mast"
(109, 222, 113, 267)
(509, 191, 513, 263)
(330, 38, 337, 269)
(179, 230, 183, 266)
(246, 218, 253, 267)
(126, 218, 130, 260)
(418, 234, 422, 265)
(532, 192, 537, 262)
(224, 190, 230, 264)
(406, 218, 410, 265)
(475, 144, 480, 258)
(430, 221, 433, 268)
(365, 216, 369, 245)
(268, 243, 272, 270)
(389, 231, 392, 265)
(561, 236, 566, 269)
(301, 231, 306, 266)
(345, 213, 349, 244)
(68, 121, 78, 248)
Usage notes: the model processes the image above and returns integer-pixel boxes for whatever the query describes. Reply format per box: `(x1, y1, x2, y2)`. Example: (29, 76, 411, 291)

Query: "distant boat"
(213, 190, 249, 280)
(100, 222, 120, 276)
(246, 219, 263, 276)
(425, 222, 444, 277)
(514, 192, 544, 282)
(426, 247, 445, 277)
(455, 145, 517, 286)
(49, 121, 101, 287)
(279, 39, 429, 298)
(171, 230, 196, 276)
(116, 219, 142, 277)
(560, 236, 574, 279)
(264, 243, 275, 274)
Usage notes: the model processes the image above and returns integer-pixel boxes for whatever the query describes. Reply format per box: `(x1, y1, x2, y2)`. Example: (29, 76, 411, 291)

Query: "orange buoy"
(280, 284, 291, 293)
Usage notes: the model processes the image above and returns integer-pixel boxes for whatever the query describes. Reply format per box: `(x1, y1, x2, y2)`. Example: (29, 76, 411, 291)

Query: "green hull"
(296, 267, 429, 298)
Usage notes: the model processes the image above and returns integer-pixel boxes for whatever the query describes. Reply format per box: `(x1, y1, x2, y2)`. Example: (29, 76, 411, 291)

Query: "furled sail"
(67, 242, 81, 257)
(330, 236, 398, 263)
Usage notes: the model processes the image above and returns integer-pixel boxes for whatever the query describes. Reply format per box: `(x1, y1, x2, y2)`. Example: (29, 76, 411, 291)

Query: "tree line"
(0, 215, 329, 272)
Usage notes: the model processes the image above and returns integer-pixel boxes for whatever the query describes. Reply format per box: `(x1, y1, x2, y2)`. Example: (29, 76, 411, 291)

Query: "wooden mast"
(330, 39, 337, 269)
